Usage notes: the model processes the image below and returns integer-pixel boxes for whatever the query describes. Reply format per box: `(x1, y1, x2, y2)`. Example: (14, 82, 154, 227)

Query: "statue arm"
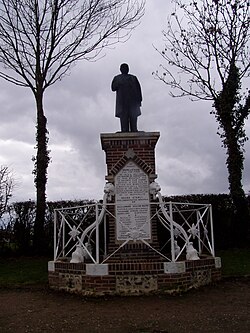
(135, 77, 142, 103)
(111, 76, 119, 91)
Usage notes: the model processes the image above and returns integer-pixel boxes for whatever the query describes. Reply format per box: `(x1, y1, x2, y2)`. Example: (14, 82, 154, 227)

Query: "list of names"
(115, 161, 151, 240)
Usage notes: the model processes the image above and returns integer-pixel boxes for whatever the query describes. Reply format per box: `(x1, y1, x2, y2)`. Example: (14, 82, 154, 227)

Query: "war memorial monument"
(48, 65, 221, 295)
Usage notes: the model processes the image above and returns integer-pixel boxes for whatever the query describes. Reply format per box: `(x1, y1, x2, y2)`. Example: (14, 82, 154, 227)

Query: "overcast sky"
(0, 0, 249, 202)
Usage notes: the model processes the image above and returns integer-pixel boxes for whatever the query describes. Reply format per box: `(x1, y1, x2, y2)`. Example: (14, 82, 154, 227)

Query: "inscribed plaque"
(115, 161, 151, 240)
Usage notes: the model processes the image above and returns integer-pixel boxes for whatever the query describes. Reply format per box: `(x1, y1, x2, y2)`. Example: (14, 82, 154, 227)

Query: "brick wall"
(48, 258, 221, 296)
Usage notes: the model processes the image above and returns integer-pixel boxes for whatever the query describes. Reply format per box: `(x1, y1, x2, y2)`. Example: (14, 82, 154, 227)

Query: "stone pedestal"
(100, 132, 160, 260)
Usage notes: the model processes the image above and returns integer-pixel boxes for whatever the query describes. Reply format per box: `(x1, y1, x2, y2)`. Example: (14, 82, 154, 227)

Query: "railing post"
(62, 215, 65, 258)
(169, 202, 175, 262)
(197, 210, 202, 255)
(96, 203, 100, 264)
(104, 206, 107, 258)
(54, 210, 57, 261)
(209, 205, 215, 257)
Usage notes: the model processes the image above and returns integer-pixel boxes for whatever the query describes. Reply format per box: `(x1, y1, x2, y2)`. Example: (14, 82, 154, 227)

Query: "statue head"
(120, 63, 129, 74)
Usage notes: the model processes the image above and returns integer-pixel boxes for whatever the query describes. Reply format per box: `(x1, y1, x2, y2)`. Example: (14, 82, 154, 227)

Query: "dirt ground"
(0, 277, 249, 333)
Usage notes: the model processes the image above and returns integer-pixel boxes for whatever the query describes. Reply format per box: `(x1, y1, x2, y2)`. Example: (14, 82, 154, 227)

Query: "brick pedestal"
(48, 257, 222, 296)
(100, 132, 160, 260)
(100, 132, 160, 183)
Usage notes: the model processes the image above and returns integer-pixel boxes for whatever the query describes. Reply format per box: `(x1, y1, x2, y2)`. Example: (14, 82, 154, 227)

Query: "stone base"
(48, 257, 222, 296)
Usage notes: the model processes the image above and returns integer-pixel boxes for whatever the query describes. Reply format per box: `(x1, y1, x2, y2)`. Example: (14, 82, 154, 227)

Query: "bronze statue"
(111, 63, 142, 132)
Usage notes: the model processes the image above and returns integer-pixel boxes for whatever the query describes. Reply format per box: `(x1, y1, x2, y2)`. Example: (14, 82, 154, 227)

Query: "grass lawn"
(218, 248, 250, 277)
(0, 257, 49, 288)
(0, 249, 249, 288)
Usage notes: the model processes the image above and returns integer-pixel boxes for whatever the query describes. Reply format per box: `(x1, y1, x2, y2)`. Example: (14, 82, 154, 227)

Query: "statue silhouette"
(111, 63, 142, 132)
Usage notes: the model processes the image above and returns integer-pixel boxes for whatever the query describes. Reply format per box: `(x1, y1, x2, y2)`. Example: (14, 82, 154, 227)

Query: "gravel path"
(0, 277, 249, 333)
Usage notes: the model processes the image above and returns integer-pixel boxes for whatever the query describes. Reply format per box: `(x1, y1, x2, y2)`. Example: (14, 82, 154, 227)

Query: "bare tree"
(154, 0, 250, 246)
(0, 0, 145, 253)
(0, 165, 15, 218)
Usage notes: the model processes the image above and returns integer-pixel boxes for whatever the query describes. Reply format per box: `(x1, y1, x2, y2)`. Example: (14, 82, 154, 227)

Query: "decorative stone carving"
(149, 181, 161, 200)
(186, 242, 200, 260)
(174, 240, 181, 256)
(104, 182, 115, 201)
(70, 243, 92, 263)
(125, 148, 136, 159)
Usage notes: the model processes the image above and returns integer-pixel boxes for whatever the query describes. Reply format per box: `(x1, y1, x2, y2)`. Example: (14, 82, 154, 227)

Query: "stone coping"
(100, 131, 160, 140)
(49, 257, 221, 275)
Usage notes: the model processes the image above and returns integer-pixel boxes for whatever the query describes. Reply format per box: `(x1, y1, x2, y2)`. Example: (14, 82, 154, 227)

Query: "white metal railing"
(156, 192, 215, 262)
(53, 184, 215, 263)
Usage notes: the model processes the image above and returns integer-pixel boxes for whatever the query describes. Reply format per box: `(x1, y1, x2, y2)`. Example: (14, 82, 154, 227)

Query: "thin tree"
(0, 165, 15, 218)
(154, 0, 250, 245)
(0, 0, 145, 253)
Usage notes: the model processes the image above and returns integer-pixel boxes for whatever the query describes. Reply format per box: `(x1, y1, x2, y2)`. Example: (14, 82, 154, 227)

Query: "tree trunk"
(213, 64, 250, 246)
(33, 90, 49, 255)
(226, 135, 249, 246)
(215, 98, 249, 246)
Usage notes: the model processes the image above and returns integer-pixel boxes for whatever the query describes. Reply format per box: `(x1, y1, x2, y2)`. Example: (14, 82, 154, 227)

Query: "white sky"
(0, 0, 249, 202)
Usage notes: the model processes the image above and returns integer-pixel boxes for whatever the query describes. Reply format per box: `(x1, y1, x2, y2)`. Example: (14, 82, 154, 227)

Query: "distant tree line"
(0, 194, 249, 257)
